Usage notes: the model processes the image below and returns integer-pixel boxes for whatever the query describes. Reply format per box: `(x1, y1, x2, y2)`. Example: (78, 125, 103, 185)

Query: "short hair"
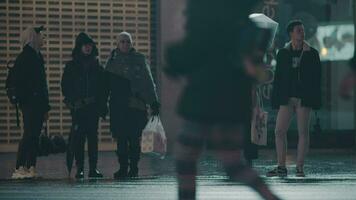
(286, 20, 303, 36)
(117, 32, 133, 44)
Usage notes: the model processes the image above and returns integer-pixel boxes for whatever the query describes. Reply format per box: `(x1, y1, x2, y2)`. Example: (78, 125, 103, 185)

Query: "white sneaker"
(11, 166, 28, 179)
(27, 167, 38, 179)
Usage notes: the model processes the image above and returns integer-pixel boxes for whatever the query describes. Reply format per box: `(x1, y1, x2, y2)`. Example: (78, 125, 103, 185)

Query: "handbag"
(141, 116, 167, 158)
(251, 87, 268, 146)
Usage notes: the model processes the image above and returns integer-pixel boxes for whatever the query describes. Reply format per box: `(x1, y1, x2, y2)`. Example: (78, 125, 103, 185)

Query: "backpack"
(5, 60, 20, 127)
(5, 60, 18, 105)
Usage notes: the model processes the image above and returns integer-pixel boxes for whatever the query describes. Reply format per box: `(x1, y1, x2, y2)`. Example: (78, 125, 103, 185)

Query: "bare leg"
(216, 150, 280, 200)
(175, 123, 205, 200)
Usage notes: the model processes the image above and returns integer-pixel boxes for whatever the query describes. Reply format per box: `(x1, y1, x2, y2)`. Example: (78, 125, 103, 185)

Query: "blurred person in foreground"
(11, 26, 50, 179)
(165, 1, 281, 199)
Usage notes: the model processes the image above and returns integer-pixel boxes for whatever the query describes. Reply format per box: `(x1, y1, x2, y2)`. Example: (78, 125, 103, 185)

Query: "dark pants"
(71, 106, 99, 171)
(16, 106, 44, 169)
(114, 109, 147, 171)
(116, 135, 141, 170)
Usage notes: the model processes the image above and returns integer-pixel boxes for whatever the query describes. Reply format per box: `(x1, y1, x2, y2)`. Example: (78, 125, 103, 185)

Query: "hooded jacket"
(61, 33, 106, 114)
(272, 41, 322, 110)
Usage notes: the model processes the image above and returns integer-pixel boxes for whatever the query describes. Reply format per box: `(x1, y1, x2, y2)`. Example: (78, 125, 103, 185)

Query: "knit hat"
(117, 32, 133, 44)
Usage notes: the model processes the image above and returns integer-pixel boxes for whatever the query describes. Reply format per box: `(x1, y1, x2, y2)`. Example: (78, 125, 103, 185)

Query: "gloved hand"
(150, 101, 160, 116)
(99, 104, 108, 120)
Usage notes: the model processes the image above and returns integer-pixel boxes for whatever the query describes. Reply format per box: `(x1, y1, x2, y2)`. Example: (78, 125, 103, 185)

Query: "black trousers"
(16, 106, 44, 169)
(71, 106, 99, 171)
(115, 109, 147, 170)
(116, 135, 141, 169)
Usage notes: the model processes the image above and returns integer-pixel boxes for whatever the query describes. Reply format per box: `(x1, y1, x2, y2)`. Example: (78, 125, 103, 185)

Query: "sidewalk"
(1, 150, 356, 199)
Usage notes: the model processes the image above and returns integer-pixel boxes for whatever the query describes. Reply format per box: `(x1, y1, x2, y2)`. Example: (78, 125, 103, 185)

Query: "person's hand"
(339, 71, 355, 100)
(99, 105, 108, 120)
(44, 112, 49, 121)
(150, 101, 160, 116)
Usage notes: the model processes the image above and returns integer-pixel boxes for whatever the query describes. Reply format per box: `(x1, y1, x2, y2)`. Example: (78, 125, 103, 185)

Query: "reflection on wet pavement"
(1, 150, 355, 199)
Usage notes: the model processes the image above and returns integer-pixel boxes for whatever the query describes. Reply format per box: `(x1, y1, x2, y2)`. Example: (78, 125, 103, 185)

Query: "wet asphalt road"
(0, 150, 356, 200)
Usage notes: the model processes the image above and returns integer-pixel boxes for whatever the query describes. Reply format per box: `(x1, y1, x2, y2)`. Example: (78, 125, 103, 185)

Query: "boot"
(114, 165, 128, 179)
(128, 162, 139, 178)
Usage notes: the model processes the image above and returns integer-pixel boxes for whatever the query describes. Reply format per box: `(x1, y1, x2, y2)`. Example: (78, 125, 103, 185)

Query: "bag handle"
(256, 86, 264, 110)
(42, 121, 48, 137)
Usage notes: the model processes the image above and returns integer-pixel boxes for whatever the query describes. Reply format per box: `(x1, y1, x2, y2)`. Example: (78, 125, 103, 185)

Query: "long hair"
(20, 26, 39, 48)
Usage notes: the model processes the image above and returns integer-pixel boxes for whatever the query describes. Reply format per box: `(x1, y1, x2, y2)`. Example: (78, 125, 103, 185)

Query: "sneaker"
(296, 168, 305, 177)
(266, 166, 288, 177)
(75, 170, 84, 179)
(88, 169, 103, 178)
(11, 166, 28, 179)
(27, 167, 38, 179)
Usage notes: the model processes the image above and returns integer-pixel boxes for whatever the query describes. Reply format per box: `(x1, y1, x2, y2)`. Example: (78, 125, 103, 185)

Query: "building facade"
(0, 0, 155, 152)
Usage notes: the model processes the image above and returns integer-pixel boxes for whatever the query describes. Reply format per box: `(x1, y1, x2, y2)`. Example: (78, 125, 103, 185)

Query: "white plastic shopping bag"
(251, 88, 268, 146)
(141, 116, 167, 158)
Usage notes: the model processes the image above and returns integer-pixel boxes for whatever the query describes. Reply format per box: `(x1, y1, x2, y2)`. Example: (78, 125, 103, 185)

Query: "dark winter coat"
(103, 49, 157, 138)
(13, 45, 50, 113)
(61, 58, 106, 115)
(272, 42, 322, 110)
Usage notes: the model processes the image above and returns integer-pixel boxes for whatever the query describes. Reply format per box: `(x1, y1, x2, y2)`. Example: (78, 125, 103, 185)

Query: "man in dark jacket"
(103, 32, 158, 179)
(267, 20, 322, 178)
(61, 32, 106, 179)
(11, 26, 51, 179)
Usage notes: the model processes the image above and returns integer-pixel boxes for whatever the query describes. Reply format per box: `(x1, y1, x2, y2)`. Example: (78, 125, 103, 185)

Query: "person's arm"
(39, 53, 51, 113)
(140, 58, 160, 115)
(13, 54, 27, 103)
(350, 56, 356, 72)
(313, 51, 322, 110)
(271, 50, 283, 109)
(97, 62, 109, 119)
(61, 62, 75, 106)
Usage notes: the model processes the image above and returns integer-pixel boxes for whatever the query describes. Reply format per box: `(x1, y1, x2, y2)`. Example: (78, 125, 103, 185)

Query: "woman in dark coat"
(11, 26, 50, 179)
(103, 32, 158, 178)
(61, 32, 106, 179)
(165, 1, 281, 199)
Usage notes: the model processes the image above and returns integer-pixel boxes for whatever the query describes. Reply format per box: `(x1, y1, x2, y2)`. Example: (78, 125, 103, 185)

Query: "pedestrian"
(11, 26, 51, 179)
(165, 1, 281, 199)
(103, 32, 159, 179)
(267, 20, 322, 177)
(61, 32, 106, 179)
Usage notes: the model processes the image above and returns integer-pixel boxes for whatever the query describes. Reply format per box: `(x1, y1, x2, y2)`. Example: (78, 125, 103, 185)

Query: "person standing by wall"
(103, 32, 159, 179)
(61, 33, 106, 179)
(267, 20, 322, 178)
(11, 26, 51, 179)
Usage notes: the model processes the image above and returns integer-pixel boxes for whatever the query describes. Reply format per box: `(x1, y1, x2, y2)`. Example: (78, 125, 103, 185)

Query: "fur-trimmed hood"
(284, 41, 311, 51)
